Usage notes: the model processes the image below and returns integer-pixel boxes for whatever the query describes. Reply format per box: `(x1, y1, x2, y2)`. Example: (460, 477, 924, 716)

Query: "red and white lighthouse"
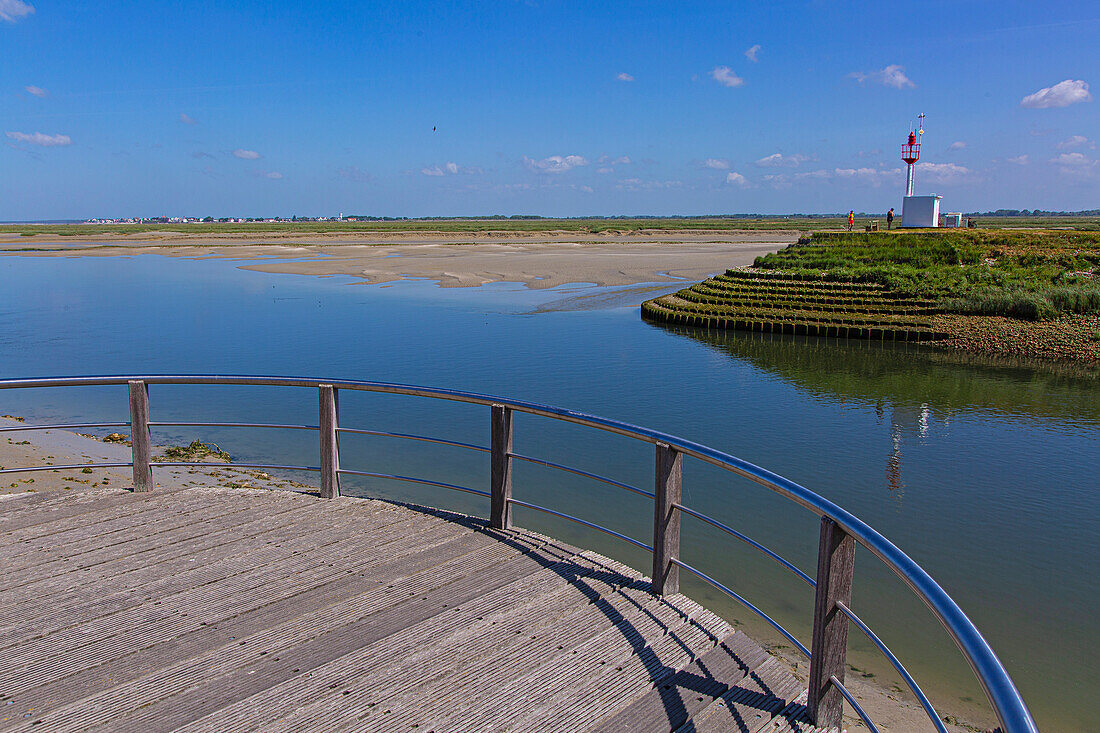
(899, 114, 941, 227)
(901, 114, 924, 197)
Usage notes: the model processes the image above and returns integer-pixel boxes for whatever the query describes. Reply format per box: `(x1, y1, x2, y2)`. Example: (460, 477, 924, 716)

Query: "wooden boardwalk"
(0, 486, 827, 732)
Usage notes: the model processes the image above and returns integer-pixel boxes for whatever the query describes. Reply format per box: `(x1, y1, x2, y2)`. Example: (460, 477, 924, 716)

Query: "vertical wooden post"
(128, 380, 152, 493)
(652, 442, 682, 596)
(319, 384, 340, 499)
(490, 405, 512, 530)
(808, 516, 856, 728)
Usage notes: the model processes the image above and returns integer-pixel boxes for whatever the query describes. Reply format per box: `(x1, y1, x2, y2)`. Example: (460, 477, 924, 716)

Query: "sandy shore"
(0, 230, 797, 290)
(1, 415, 991, 732)
(0, 416, 311, 499)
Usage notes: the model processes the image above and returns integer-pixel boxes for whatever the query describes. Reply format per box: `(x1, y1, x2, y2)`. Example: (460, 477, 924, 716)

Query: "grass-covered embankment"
(643, 230, 1100, 360)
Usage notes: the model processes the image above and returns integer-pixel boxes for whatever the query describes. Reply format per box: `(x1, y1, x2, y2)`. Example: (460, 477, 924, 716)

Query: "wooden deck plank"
(0, 490, 410, 601)
(0, 499, 356, 620)
(345, 591, 704, 732)
(2, 492, 284, 576)
(180, 551, 645, 733)
(1, 485, 229, 549)
(590, 630, 771, 732)
(0, 487, 131, 527)
(675, 657, 805, 733)
(25, 534, 564, 732)
(0, 488, 799, 733)
(0, 528, 555, 728)
(0, 501, 456, 650)
(0, 513, 479, 698)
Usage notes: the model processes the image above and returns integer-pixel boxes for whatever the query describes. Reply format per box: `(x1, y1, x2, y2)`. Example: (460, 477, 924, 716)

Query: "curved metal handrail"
(0, 375, 1037, 733)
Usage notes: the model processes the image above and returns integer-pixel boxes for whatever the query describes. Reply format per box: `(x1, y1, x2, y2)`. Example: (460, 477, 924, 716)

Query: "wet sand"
(0, 230, 798, 289)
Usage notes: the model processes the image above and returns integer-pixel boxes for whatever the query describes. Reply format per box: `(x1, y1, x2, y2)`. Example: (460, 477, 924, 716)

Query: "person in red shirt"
(847, 211, 854, 231)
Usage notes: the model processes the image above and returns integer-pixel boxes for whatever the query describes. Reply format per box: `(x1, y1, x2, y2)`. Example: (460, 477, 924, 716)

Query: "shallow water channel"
(1, 253, 1096, 732)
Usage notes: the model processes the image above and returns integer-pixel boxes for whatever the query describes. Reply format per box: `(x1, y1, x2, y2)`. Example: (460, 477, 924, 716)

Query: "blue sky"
(2, 0, 1098, 219)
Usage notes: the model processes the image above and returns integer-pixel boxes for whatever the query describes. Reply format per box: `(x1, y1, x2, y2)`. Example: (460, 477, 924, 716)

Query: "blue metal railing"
(0, 375, 1037, 733)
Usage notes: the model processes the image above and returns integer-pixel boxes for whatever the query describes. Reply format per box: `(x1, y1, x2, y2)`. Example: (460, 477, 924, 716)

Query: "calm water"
(1, 253, 1096, 731)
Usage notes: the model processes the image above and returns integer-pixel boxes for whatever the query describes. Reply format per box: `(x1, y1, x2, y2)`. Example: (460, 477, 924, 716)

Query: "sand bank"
(0, 231, 797, 289)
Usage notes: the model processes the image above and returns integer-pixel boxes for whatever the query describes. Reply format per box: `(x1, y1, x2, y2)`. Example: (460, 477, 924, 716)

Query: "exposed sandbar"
(0, 231, 797, 289)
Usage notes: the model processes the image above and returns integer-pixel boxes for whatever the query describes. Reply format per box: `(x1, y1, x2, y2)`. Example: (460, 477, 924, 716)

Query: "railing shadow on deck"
(0, 375, 1038, 733)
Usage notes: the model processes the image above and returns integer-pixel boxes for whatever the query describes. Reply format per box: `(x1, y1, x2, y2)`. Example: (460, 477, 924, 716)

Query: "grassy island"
(643, 230, 1100, 361)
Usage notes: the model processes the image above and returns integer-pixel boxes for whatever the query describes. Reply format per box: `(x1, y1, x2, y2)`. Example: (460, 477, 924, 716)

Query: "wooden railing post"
(128, 380, 152, 493)
(808, 516, 856, 728)
(490, 405, 512, 530)
(652, 442, 682, 595)
(319, 384, 340, 499)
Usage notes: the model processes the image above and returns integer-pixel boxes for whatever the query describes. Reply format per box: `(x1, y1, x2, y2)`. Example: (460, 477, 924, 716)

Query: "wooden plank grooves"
(591, 631, 770, 732)
(181, 552, 645, 733)
(0, 487, 799, 733)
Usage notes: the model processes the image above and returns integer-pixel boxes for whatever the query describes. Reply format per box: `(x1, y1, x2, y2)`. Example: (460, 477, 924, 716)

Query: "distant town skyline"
(2, 1, 1097, 220)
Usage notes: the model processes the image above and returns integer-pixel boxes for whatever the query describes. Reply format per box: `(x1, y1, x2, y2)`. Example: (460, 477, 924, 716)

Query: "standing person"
(847, 210, 854, 231)
(887, 208, 894, 229)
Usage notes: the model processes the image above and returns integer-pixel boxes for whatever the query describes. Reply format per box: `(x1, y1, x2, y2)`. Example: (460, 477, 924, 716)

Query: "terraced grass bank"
(643, 230, 1100, 361)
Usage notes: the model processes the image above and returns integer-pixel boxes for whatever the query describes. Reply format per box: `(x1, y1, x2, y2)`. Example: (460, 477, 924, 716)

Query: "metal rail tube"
(151, 462, 320, 472)
(149, 421, 319, 431)
(836, 600, 948, 733)
(337, 469, 490, 498)
(337, 427, 489, 453)
(829, 675, 881, 733)
(0, 422, 130, 433)
(509, 452, 654, 499)
(673, 502, 815, 587)
(671, 557, 811, 658)
(507, 498, 654, 553)
(0, 463, 132, 474)
(0, 375, 1038, 733)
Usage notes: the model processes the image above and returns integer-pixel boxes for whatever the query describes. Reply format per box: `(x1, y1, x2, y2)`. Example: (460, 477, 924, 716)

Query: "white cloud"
(744, 45, 761, 63)
(915, 161, 973, 184)
(794, 169, 831, 181)
(1057, 135, 1094, 150)
(725, 171, 751, 188)
(948, 141, 966, 151)
(596, 167, 614, 174)
(523, 154, 588, 173)
(832, 167, 903, 186)
(5, 131, 70, 146)
(762, 174, 791, 189)
(1020, 79, 1091, 109)
(1006, 155, 1029, 165)
(1051, 152, 1099, 179)
(849, 64, 915, 89)
(710, 66, 744, 88)
(24, 85, 47, 98)
(1052, 152, 1091, 166)
(702, 158, 730, 170)
(0, 0, 34, 23)
(233, 149, 261, 160)
(422, 161, 478, 176)
(179, 113, 197, 125)
(192, 151, 215, 159)
(617, 178, 684, 191)
(755, 152, 812, 168)
(616, 72, 634, 82)
(258, 170, 283, 179)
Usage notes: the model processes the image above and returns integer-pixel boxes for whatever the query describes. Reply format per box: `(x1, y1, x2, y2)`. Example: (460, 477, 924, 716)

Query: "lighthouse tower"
(900, 114, 942, 227)
(901, 116, 922, 196)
